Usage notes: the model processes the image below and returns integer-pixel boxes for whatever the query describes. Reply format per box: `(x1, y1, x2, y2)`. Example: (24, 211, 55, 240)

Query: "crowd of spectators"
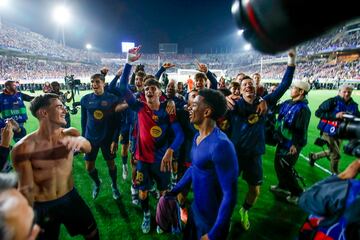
(0, 21, 359, 85)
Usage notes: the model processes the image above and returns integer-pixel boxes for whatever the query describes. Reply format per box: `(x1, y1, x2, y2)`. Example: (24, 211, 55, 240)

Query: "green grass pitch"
(17, 89, 359, 240)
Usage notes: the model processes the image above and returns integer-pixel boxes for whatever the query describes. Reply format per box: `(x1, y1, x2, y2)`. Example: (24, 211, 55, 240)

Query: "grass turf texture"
(17, 89, 359, 240)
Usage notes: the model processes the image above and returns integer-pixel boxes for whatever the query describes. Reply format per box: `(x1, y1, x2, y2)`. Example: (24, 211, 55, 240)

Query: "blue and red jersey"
(110, 63, 184, 163)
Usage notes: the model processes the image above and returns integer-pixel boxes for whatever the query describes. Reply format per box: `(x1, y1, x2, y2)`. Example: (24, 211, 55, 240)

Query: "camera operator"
(50, 81, 73, 128)
(309, 84, 360, 174)
(299, 159, 360, 240)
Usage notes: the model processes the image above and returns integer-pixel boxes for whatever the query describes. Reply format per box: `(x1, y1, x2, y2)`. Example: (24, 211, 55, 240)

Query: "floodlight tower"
(53, 5, 71, 47)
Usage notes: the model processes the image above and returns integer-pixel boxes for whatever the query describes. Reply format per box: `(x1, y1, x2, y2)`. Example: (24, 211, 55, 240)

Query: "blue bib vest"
(317, 98, 358, 136)
(276, 101, 308, 148)
(0, 92, 28, 123)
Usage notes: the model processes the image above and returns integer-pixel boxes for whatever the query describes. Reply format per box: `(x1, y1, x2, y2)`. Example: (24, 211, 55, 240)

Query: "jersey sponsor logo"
(93, 110, 104, 120)
(150, 126, 162, 138)
(248, 113, 259, 124)
(152, 115, 159, 122)
(101, 101, 108, 107)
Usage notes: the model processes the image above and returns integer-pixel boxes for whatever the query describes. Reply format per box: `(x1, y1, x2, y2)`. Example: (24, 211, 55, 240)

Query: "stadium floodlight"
(237, 29, 244, 36)
(53, 5, 71, 47)
(86, 43, 92, 50)
(121, 42, 135, 53)
(0, 0, 8, 8)
(0, 0, 9, 8)
(53, 5, 70, 26)
(244, 43, 252, 51)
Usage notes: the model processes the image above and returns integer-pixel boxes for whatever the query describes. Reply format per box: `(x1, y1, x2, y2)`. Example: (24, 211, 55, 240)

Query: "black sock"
(140, 197, 149, 213)
(89, 168, 100, 186)
(121, 155, 128, 165)
(109, 166, 117, 187)
(243, 201, 252, 211)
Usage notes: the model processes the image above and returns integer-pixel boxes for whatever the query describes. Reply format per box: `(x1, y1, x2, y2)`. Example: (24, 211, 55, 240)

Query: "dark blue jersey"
(80, 92, 121, 143)
(172, 127, 238, 239)
(230, 66, 295, 155)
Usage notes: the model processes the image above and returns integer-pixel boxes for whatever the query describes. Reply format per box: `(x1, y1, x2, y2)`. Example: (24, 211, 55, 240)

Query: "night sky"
(1, 0, 245, 53)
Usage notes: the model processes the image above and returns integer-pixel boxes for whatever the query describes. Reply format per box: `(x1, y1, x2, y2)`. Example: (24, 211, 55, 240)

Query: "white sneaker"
(122, 164, 128, 180)
(141, 212, 151, 234)
(270, 185, 291, 196)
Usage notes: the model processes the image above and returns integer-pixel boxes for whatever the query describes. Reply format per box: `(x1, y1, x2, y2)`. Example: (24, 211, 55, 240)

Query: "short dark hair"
(4, 80, 15, 88)
(198, 88, 227, 120)
(144, 78, 161, 89)
(231, 81, 240, 89)
(195, 72, 207, 81)
(30, 93, 60, 118)
(50, 81, 60, 88)
(91, 73, 105, 82)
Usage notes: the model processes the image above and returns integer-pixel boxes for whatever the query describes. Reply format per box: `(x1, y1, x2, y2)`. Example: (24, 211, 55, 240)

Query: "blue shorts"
(237, 153, 263, 186)
(85, 140, 115, 161)
(120, 125, 130, 145)
(136, 161, 171, 192)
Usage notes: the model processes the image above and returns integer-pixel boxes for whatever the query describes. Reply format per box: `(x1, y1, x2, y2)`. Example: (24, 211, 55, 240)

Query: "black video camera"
(64, 75, 81, 89)
(64, 75, 81, 115)
(337, 114, 360, 157)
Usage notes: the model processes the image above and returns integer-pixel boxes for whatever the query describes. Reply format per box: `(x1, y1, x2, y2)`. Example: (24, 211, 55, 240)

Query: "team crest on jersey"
(101, 101, 108, 107)
(150, 126, 162, 138)
(152, 115, 159, 122)
(248, 113, 259, 124)
(94, 110, 104, 120)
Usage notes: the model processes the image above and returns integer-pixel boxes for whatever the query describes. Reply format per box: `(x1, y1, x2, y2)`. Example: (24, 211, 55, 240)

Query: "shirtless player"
(11, 93, 99, 240)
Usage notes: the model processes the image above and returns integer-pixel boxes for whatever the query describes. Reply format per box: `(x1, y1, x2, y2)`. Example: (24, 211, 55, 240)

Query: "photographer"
(299, 159, 360, 240)
(0, 80, 34, 142)
(270, 81, 311, 204)
(50, 81, 73, 128)
(309, 85, 360, 174)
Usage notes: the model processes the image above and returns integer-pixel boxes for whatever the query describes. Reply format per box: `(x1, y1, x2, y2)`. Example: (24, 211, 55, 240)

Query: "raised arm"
(197, 62, 218, 90)
(207, 140, 238, 240)
(155, 62, 176, 80)
(111, 46, 141, 105)
(108, 66, 123, 93)
(264, 49, 296, 106)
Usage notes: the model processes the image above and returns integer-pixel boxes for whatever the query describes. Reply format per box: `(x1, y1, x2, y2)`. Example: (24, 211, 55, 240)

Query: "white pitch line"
(299, 153, 332, 175)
